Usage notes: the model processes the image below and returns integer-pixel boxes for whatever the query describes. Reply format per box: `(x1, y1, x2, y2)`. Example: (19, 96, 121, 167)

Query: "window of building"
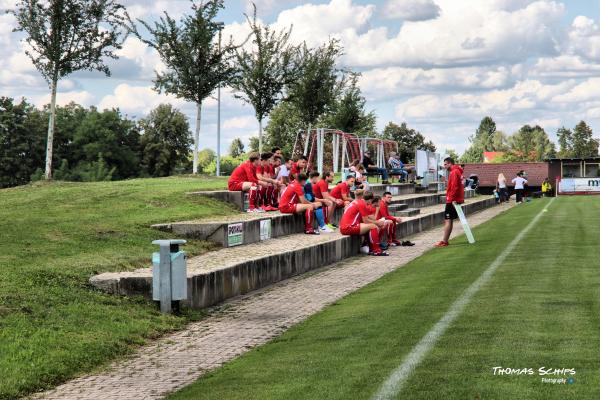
(562, 162, 581, 178)
(585, 163, 600, 178)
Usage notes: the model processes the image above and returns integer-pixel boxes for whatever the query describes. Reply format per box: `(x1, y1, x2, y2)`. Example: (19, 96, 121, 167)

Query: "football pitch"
(170, 196, 600, 400)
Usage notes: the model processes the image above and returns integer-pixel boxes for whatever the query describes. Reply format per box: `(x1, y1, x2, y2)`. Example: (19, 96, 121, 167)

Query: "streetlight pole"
(216, 22, 224, 177)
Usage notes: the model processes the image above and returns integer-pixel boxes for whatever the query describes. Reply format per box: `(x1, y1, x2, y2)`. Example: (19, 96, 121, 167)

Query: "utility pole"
(216, 22, 225, 176)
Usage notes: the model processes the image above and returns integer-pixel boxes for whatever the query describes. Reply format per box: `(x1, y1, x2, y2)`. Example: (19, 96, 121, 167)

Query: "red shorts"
(340, 224, 361, 235)
(228, 181, 244, 191)
(279, 204, 297, 214)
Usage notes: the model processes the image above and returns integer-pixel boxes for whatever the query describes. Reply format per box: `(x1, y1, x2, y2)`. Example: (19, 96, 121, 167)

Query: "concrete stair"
(395, 208, 420, 217)
(90, 194, 497, 309)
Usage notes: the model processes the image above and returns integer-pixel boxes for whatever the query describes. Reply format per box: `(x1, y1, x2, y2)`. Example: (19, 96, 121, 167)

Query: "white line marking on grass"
(372, 198, 556, 400)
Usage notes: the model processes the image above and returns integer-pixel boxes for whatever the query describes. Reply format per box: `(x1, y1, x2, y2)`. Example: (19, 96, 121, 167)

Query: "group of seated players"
(228, 149, 414, 256)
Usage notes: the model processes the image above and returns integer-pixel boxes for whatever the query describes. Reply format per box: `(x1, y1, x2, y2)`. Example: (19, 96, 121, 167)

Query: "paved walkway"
(33, 203, 512, 400)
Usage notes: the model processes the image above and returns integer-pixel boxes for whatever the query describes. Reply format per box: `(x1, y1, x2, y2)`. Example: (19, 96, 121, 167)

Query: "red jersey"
(279, 182, 304, 208)
(256, 163, 273, 178)
(316, 179, 330, 196)
(446, 164, 465, 204)
(312, 180, 323, 199)
(330, 182, 350, 200)
(229, 160, 258, 184)
(340, 199, 371, 228)
(377, 200, 396, 221)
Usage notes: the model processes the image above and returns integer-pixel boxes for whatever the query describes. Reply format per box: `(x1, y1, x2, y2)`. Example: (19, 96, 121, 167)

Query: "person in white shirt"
(497, 173, 508, 203)
(511, 172, 528, 203)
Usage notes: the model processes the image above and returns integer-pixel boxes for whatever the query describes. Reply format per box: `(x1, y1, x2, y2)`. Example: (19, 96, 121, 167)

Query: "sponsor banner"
(227, 223, 244, 247)
(559, 178, 600, 193)
(260, 219, 272, 241)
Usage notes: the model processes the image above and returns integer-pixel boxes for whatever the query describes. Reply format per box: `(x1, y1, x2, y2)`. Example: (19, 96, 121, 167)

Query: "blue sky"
(2, 0, 600, 156)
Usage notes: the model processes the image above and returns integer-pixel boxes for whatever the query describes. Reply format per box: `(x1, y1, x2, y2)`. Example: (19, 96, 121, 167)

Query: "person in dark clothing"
(362, 151, 390, 184)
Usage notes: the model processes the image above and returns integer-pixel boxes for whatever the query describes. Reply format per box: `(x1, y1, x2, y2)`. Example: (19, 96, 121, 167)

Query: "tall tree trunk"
(193, 102, 202, 174)
(44, 76, 58, 180)
(258, 118, 263, 154)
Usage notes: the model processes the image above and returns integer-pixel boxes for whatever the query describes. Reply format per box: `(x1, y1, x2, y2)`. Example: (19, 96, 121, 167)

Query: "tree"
(321, 72, 376, 136)
(382, 121, 436, 162)
(13, 0, 128, 180)
(139, 104, 191, 177)
(572, 121, 598, 158)
(229, 138, 245, 158)
(248, 137, 260, 153)
(444, 149, 460, 161)
(131, 0, 237, 174)
(0, 97, 45, 188)
(287, 39, 342, 153)
(461, 116, 499, 162)
(557, 126, 573, 158)
(71, 108, 140, 180)
(264, 100, 306, 156)
(502, 125, 555, 162)
(197, 148, 216, 172)
(232, 5, 296, 153)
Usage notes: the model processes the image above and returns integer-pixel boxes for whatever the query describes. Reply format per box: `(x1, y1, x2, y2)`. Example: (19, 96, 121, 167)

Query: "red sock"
(267, 186, 275, 207)
(304, 209, 314, 232)
(323, 205, 330, 224)
(259, 187, 267, 207)
(249, 186, 258, 209)
(369, 227, 382, 253)
(387, 223, 396, 242)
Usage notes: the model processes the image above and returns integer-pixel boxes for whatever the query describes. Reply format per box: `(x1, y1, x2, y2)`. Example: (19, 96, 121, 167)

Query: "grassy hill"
(0, 176, 232, 399)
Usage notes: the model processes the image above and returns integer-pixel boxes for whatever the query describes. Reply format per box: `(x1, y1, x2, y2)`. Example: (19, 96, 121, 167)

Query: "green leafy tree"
(12, 0, 128, 180)
(248, 136, 260, 153)
(461, 116, 498, 162)
(572, 121, 598, 158)
(321, 72, 376, 136)
(232, 5, 296, 153)
(444, 149, 460, 161)
(382, 121, 436, 162)
(130, 0, 237, 174)
(229, 138, 245, 158)
(204, 154, 244, 175)
(502, 125, 555, 162)
(287, 39, 342, 153)
(139, 104, 191, 177)
(71, 108, 140, 180)
(264, 100, 304, 156)
(0, 97, 45, 187)
(197, 148, 216, 172)
(557, 126, 573, 158)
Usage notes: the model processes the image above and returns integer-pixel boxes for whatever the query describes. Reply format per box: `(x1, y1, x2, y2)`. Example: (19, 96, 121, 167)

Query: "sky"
(2, 0, 600, 155)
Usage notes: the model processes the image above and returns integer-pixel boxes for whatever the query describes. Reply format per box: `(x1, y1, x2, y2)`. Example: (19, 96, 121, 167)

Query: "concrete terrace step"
(153, 192, 443, 247)
(189, 183, 417, 211)
(90, 196, 497, 310)
(395, 208, 420, 217)
(387, 203, 408, 212)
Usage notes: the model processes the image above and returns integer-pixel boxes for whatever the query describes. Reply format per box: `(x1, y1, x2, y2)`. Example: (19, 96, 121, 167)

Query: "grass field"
(0, 176, 230, 399)
(170, 197, 600, 400)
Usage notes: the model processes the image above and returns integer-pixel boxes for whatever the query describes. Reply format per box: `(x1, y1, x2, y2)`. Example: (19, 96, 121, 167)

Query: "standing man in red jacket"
(435, 157, 464, 247)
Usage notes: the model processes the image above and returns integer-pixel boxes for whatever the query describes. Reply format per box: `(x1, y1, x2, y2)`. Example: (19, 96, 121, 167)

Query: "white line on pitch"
(372, 198, 556, 400)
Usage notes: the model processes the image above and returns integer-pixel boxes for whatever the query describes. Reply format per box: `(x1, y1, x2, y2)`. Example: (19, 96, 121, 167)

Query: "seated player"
(330, 175, 355, 208)
(279, 173, 324, 235)
(256, 152, 282, 211)
(277, 157, 292, 185)
(378, 191, 403, 247)
(315, 171, 338, 229)
(304, 172, 334, 233)
(290, 155, 308, 182)
(340, 191, 388, 256)
(306, 172, 335, 232)
(228, 152, 265, 213)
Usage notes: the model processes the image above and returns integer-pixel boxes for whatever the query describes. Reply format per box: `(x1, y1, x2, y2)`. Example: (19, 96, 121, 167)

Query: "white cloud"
(383, 0, 440, 21)
(98, 84, 187, 115)
(223, 115, 256, 130)
(32, 90, 95, 108)
(552, 78, 600, 103)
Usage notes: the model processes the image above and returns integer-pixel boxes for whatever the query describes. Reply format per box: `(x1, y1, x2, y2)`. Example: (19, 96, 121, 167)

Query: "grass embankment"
(0, 176, 232, 399)
(171, 197, 600, 400)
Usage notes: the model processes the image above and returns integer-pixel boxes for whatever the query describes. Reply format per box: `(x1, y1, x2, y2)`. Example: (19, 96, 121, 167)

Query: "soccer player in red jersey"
(256, 152, 282, 211)
(228, 152, 264, 213)
(313, 171, 337, 229)
(435, 157, 465, 247)
(307, 172, 335, 231)
(290, 156, 308, 182)
(378, 191, 403, 247)
(340, 191, 388, 256)
(330, 175, 355, 207)
(279, 173, 322, 234)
